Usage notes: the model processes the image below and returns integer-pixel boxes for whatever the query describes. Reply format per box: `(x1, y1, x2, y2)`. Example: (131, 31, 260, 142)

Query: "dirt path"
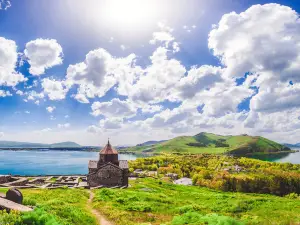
(88, 190, 114, 225)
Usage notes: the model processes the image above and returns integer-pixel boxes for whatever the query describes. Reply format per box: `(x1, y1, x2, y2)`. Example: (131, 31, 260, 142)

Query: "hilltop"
(136, 140, 167, 147)
(122, 132, 290, 155)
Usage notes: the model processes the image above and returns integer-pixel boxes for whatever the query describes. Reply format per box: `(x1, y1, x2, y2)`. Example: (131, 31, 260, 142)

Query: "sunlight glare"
(101, 0, 159, 29)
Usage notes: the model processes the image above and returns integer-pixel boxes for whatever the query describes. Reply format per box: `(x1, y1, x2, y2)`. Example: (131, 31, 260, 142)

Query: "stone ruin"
(0, 174, 127, 190)
(0, 175, 89, 189)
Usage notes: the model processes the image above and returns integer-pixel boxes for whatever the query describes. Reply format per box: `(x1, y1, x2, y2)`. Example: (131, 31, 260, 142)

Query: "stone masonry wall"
(0, 175, 11, 184)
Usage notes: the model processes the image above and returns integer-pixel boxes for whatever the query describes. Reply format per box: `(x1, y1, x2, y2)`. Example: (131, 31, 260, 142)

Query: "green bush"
(285, 193, 299, 199)
(0, 210, 22, 225)
(171, 212, 243, 225)
(23, 198, 37, 206)
(0, 209, 61, 225)
(178, 204, 203, 214)
(20, 208, 60, 225)
(125, 202, 153, 212)
(229, 200, 254, 213)
(95, 188, 115, 201)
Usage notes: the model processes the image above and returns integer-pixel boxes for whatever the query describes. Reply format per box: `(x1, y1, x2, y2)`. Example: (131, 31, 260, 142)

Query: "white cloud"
(141, 104, 163, 114)
(16, 90, 24, 96)
(120, 45, 129, 51)
(91, 99, 136, 118)
(0, 132, 4, 138)
(65, 115, 69, 118)
(86, 125, 101, 134)
(126, 46, 186, 103)
(26, 91, 45, 102)
(0, 90, 12, 97)
(46, 106, 56, 113)
(66, 48, 138, 103)
(150, 22, 179, 52)
(40, 128, 52, 132)
(201, 85, 254, 117)
(73, 91, 90, 104)
(0, 0, 11, 10)
(58, 123, 70, 128)
(150, 31, 174, 45)
(177, 65, 224, 99)
(206, 3, 300, 135)
(209, 3, 300, 83)
(42, 78, 69, 100)
(25, 111, 30, 114)
(24, 39, 63, 76)
(99, 118, 123, 130)
(0, 37, 27, 86)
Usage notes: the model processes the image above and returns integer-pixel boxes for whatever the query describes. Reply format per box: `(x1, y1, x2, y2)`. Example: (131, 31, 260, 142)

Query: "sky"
(1, 0, 300, 146)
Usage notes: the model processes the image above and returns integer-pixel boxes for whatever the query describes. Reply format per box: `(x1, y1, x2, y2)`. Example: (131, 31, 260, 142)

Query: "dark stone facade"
(87, 140, 128, 187)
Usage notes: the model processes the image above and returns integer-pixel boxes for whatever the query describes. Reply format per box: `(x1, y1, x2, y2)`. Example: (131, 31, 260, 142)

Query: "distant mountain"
(136, 140, 168, 147)
(283, 143, 300, 148)
(49, 142, 81, 148)
(0, 141, 81, 148)
(122, 132, 290, 155)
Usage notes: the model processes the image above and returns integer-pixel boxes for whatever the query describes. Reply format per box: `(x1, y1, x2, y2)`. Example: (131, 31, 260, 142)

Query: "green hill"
(122, 132, 290, 155)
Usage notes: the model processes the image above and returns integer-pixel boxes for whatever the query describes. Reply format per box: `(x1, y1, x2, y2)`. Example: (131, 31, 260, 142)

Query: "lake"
(1, 150, 300, 175)
(0, 150, 139, 175)
(247, 150, 300, 164)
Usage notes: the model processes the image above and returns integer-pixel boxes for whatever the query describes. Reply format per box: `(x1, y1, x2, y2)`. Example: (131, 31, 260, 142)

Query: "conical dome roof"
(100, 139, 118, 155)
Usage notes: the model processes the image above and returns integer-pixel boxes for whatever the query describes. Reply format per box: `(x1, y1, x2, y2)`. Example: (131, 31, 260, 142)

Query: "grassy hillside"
(0, 188, 96, 225)
(122, 132, 290, 155)
(93, 178, 300, 225)
(2, 178, 300, 225)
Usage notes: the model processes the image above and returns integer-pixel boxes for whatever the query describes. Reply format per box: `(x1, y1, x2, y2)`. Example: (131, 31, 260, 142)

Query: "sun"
(98, 0, 159, 29)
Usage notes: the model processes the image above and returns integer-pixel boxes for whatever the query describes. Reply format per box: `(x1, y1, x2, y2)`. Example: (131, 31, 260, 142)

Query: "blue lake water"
(0, 150, 138, 175)
(1, 150, 300, 176)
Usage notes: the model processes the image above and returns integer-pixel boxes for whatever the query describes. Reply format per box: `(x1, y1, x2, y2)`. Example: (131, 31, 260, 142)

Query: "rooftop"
(100, 140, 118, 155)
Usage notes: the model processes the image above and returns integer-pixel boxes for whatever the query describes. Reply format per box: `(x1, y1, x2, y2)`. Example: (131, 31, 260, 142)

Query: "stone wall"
(0, 175, 11, 184)
(88, 165, 124, 187)
(4, 178, 28, 186)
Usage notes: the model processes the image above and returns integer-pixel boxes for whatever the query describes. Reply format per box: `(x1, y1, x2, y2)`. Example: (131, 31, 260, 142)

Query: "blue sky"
(1, 0, 300, 145)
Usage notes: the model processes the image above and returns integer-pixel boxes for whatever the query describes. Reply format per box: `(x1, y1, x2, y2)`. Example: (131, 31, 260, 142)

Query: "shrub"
(95, 188, 115, 201)
(229, 200, 254, 213)
(23, 198, 37, 206)
(177, 204, 203, 214)
(0, 209, 60, 225)
(171, 212, 243, 225)
(0, 210, 22, 225)
(125, 202, 153, 212)
(20, 208, 60, 225)
(285, 193, 299, 199)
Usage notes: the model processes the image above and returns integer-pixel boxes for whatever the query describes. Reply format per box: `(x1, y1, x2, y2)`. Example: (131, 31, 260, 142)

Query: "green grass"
(0, 188, 96, 225)
(49, 177, 57, 183)
(2, 177, 300, 224)
(93, 178, 300, 225)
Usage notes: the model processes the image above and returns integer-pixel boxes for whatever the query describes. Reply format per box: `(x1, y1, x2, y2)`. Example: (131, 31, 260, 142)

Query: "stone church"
(87, 140, 128, 187)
